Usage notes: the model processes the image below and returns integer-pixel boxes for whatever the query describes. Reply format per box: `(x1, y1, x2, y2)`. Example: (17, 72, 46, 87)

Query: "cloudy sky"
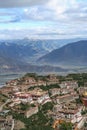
(0, 0, 87, 39)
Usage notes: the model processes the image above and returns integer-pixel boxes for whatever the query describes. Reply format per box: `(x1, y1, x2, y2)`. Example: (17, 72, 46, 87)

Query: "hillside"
(0, 38, 86, 73)
(38, 40, 87, 66)
(0, 38, 77, 72)
(0, 41, 68, 73)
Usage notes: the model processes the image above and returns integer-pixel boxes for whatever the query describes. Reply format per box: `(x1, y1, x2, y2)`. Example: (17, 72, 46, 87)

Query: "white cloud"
(21, 0, 87, 22)
(0, 0, 87, 39)
(0, 0, 87, 23)
(0, 0, 49, 8)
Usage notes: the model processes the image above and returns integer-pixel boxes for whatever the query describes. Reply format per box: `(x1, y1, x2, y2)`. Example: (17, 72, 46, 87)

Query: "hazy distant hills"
(0, 38, 78, 64)
(0, 38, 87, 73)
(0, 38, 71, 73)
(0, 40, 46, 64)
(38, 40, 87, 66)
(0, 38, 64, 64)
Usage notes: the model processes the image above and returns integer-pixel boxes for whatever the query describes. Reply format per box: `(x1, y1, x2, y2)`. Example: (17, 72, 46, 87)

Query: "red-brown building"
(82, 92, 87, 107)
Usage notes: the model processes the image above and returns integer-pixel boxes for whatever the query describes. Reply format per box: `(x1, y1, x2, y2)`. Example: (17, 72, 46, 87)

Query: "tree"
(59, 122, 72, 130)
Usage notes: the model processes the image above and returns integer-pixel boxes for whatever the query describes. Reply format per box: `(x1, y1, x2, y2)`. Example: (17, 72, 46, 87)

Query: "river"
(0, 73, 24, 88)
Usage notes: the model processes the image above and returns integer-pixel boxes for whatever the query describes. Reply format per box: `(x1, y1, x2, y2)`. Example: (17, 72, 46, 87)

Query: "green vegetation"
(81, 109, 87, 115)
(75, 96, 82, 104)
(24, 73, 38, 81)
(10, 102, 54, 130)
(67, 73, 87, 87)
(58, 122, 72, 130)
(11, 110, 53, 130)
(38, 75, 48, 81)
(59, 76, 67, 82)
(0, 93, 8, 98)
(84, 122, 87, 127)
(20, 103, 30, 111)
(24, 73, 37, 78)
(39, 84, 60, 91)
(41, 102, 54, 112)
(28, 84, 60, 91)
(0, 93, 8, 102)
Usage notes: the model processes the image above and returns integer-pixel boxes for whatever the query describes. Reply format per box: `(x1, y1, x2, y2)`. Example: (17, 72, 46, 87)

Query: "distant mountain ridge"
(0, 38, 87, 73)
(38, 40, 87, 66)
(0, 39, 61, 65)
(0, 38, 79, 64)
(0, 38, 71, 73)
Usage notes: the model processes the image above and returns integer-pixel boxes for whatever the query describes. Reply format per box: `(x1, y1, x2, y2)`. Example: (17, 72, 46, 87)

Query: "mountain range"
(38, 40, 87, 67)
(0, 38, 72, 73)
(0, 38, 87, 73)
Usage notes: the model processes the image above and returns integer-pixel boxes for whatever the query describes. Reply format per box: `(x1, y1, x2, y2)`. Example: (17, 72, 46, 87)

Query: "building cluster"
(9, 87, 51, 107)
(50, 81, 87, 130)
(5, 74, 59, 91)
(0, 115, 14, 130)
(0, 74, 87, 130)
